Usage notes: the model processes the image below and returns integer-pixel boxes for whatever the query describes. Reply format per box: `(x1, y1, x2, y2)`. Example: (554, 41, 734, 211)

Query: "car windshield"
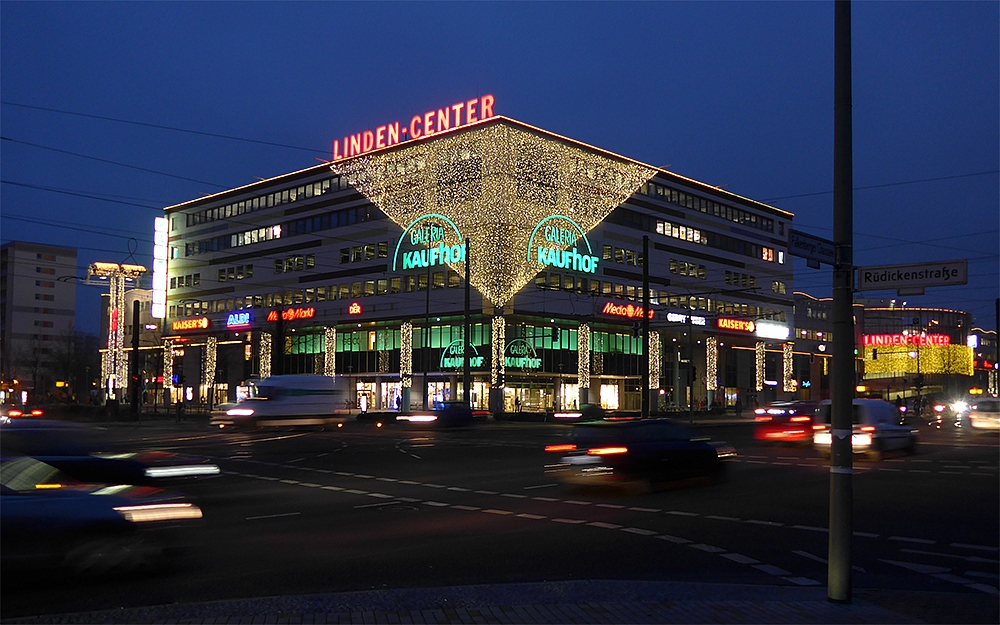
(0, 456, 70, 492)
(972, 399, 999, 411)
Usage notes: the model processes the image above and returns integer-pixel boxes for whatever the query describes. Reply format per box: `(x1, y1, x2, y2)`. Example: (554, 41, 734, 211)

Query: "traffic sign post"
(788, 229, 836, 269)
(856, 260, 968, 295)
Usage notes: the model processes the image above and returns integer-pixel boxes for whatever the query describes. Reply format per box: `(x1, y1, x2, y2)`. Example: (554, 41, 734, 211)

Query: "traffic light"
(632, 322, 641, 338)
(551, 327, 559, 341)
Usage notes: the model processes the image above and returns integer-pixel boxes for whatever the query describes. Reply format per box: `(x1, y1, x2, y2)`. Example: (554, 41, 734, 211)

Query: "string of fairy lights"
(783, 342, 794, 392)
(705, 336, 718, 391)
(577, 323, 590, 389)
(755, 341, 766, 392)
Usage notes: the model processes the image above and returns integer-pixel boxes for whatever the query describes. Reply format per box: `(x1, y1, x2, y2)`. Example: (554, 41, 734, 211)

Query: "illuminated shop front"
(161, 96, 795, 413)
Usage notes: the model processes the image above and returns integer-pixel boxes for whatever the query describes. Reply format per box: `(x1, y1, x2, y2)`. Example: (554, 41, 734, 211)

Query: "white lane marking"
(423, 501, 449, 507)
(377, 477, 398, 482)
(367, 492, 393, 499)
(475, 490, 499, 495)
(754, 564, 791, 576)
(890, 536, 936, 545)
(524, 483, 559, 490)
(451, 505, 481, 511)
(425, 483, 446, 489)
(354, 500, 402, 509)
(517, 513, 546, 520)
(792, 525, 828, 533)
(621, 527, 658, 536)
(706, 515, 740, 522)
(532, 497, 559, 502)
(783, 577, 821, 586)
(666, 511, 698, 517)
(565, 500, 591, 505)
(657, 535, 691, 544)
(355, 474, 374, 479)
(246, 512, 301, 521)
(747, 519, 783, 527)
(483, 509, 514, 515)
(881, 559, 949, 574)
(966, 571, 1000, 580)
(552, 518, 586, 524)
(399, 480, 420, 485)
(690, 544, 726, 553)
(722, 553, 759, 564)
(793, 549, 867, 573)
(900, 548, 1000, 564)
(287, 458, 305, 464)
(589, 522, 622, 529)
(501, 493, 527, 499)
(321, 486, 343, 491)
(447, 487, 470, 492)
(596, 504, 625, 509)
(951, 543, 999, 552)
(629, 507, 660, 513)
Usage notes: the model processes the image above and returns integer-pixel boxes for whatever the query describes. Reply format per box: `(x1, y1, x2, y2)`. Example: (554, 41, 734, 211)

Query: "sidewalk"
(4, 580, 996, 624)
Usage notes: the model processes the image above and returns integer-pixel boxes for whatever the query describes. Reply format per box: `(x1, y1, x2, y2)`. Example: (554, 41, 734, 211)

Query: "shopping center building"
(160, 97, 799, 413)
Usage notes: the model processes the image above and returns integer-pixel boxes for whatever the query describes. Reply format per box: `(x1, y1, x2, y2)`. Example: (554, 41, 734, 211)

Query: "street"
(4, 419, 997, 620)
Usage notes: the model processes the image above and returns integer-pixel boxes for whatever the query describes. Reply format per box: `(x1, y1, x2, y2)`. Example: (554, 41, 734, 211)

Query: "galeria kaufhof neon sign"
(333, 95, 496, 161)
(527, 215, 599, 274)
(393, 214, 465, 271)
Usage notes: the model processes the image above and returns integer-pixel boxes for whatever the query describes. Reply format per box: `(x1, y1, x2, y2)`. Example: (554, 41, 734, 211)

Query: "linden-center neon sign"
(527, 215, 600, 274)
(392, 213, 465, 271)
(332, 95, 496, 161)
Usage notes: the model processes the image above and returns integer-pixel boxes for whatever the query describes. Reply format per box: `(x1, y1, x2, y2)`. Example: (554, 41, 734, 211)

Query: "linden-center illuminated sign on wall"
(527, 215, 599, 274)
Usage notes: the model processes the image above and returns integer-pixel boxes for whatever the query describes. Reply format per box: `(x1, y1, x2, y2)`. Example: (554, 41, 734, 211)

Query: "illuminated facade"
(162, 112, 795, 412)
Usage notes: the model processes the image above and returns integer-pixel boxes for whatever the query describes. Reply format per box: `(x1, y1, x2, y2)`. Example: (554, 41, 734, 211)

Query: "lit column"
(259, 332, 272, 379)
(578, 323, 590, 407)
(400, 322, 412, 410)
(162, 339, 173, 401)
(324, 327, 337, 378)
(649, 330, 662, 413)
(89, 262, 146, 400)
(755, 341, 766, 392)
(204, 336, 217, 403)
(490, 315, 505, 415)
(783, 342, 795, 392)
(705, 336, 718, 391)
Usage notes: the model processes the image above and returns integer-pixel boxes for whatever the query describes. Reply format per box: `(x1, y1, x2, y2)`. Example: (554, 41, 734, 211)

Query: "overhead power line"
(763, 170, 999, 202)
(1, 180, 163, 209)
(2, 100, 328, 155)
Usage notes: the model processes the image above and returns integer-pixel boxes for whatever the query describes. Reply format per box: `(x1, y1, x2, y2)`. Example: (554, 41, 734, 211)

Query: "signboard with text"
(857, 260, 967, 294)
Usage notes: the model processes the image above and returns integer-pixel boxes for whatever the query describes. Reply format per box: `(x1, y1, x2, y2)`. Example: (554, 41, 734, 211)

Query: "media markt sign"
(857, 260, 967, 295)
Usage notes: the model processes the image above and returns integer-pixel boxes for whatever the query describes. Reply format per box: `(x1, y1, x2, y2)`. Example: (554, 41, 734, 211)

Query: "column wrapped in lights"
(783, 342, 795, 392)
(204, 337, 217, 401)
(259, 332, 272, 379)
(705, 336, 717, 391)
(577, 323, 590, 389)
(162, 339, 173, 391)
(400, 322, 412, 388)
(324, 327, 337, 378)
(491, 316, 505, 386)
(101, 351, 110, 393)
(89, 262, 145, 398)
(755, 341, 766, 392)
(990, 369, 997, 397)
(649, 331, 661, 390)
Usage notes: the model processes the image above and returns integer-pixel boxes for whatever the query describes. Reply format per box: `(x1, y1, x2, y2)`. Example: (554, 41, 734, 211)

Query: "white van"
(813, 398, 918, 459)
(211, 375, 348, 429)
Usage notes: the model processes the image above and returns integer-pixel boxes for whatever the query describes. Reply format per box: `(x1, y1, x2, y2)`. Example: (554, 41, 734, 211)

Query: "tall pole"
(463, 238, 471, 406)
(642, 235, 650, 418)
(130, 299, 141, 420)
(829, 0, 854, 604)
(688, 314, 694, 426)
(423, 263, 431, 409)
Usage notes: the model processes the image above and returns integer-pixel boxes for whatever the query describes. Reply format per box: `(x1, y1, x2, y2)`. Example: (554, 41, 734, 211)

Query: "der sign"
(857, 260, 967, 295)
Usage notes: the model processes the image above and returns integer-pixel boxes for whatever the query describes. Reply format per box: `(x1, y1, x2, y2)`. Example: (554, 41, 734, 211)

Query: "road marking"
(747, 519, 783, 527)
(792, 525, 828, 532)
(300, 482, 321, 488)
(890, 536, 936, 545)
(517, 513, 546, 520)
(423, 501, 449, 507)
(483, 509, 514, 516)
(524, 483, 559, 490)
(355, 474, 374, 479)
(690, 544, 726, 553)
(596, 504, 625, 509)
(753, 564, 791, 576)
(447, 486, 470, 492)
(424, 483, 446, 488)
(565, 500, 591, 505)
(783, 577, 821, 586)
(451, 505, 481, 511)
(552, 517, 586, 524)
(501, 493, 527, 499)
(666, 511, 698, 517)
(367, 492, 393, 498)
(532, 497, 559, 502)
(588, 522, 622, 529)
(629, 507, 660, 513)
(853, 531, 880, 538)
(706, 515, 739, 522)
(376, 477, 398, 482)
(951, 543, 999, 552)
(722, 553, 759, 565)
(280, 479, 301, 485)
(621, 527, 658, 536)
(399, 480, 420, 485)
(321, 486, 343, 491)
(474, 490, 499, 495)
(657, 535, 691, 544)
(354, 500, 402, 509)
(343, 489, 367, 495)
(246, 512, 301, 521)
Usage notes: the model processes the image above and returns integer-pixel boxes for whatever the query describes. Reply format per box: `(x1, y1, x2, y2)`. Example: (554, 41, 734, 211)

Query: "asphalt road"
(4, 418, 997, 619)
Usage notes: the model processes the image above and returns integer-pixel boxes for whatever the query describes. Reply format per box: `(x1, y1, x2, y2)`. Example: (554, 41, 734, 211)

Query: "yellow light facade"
(649, 331, 661, 390)
(755, 341, 765, 392)
(331, 118, 656, 307)
(705, 336, 717, 391)
(577, 323, 590, 389)
(324, 327, 337, 377)
(783, 342, 794, 392)
(259, 332, 271, 379)
(863, 345, 973, 376)
(400, 322, 412, 388)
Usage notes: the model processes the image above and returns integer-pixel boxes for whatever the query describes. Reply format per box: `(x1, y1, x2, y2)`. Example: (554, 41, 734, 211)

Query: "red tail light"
(587, 446, 628, 456)
(790, 416, 810, 422)
(30, 409, 43, 416)
(860, 426, 875, 432)
(545, 444, 576, 453)
(812, 424, 827, 430)
(7, 409, 23, 417)
(755, 415, 773, 422)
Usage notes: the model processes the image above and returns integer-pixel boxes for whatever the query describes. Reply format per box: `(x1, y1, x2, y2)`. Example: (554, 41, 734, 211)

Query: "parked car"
(1, 456, 203, 577)
(544, 418, 736, 494)
(812, 399, 918, 459)
(0, 418, 219, 485)
(967, 397, 1000, 433)
(753, 400, 819, 444)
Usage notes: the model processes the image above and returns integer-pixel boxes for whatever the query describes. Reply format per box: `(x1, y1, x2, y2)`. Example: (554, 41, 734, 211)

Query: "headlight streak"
(114, 502, 203, 523)
(144, 465, 221, 478)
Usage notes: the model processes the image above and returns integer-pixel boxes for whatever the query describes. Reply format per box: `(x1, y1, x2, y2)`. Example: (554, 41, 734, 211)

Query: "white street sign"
(857, 260, 968, 292)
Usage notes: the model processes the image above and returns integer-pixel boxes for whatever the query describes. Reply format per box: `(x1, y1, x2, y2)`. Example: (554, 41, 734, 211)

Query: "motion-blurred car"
(812, 399, 918, 459)
(967, 398, 1000, 432)
(550, 403, 609, 423)
(544, 418, 736, 493)
(1, 456, 203, 576)
(0, 418, 219, 485)
(396, 400, 474, 427)
(2, 406, 44, 418)
(753, 400, 818, 444)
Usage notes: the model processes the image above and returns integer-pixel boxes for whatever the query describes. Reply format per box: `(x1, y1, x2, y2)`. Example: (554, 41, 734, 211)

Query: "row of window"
(219, 265, 254, 282)
(275, 256, 314, 274)
(35, 253, 56, 261)
(656, 220, 707, 245)
(772, 281, 787, 295)
(35, 266, 55, 275)
(182, 175, 348, 229)
(170, 273, 201, 289)
(183, 206, 386, 257)
(724, 271, 757, 289)
(34, 293, 54, 301)
(35, 280, 54, 288)
(341, 243, 389, 264)
(601, 245, 642, 266)
(669, 260, 706, 280)
(33, 320, 54, 327)
(797, 328, 833, 342)
(641, 180, 777, 234)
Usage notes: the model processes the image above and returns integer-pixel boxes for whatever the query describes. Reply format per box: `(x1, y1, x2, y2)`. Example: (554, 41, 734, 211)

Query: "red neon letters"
(266, 307, 316, 322)
(601, 302, 654, 319)
(332, 95, 495, 161)
(717, 318, 756, 333)
(862, 334, 950, 347)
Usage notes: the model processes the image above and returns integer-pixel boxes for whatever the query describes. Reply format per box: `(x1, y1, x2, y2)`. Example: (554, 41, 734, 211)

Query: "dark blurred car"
(550, 403, 608, 423)
(2, 406, 44, 418)
(396, 400, 475, 427)
(0, 418, 220, 485)
(753, 400, 819, 444)
(1, 456, 203, 576)
(544, 419, 736, 493)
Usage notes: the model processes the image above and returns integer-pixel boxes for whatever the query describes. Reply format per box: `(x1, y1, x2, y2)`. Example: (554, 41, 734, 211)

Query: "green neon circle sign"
(526, 214, 599, 274)
(392, 213, 465, 272)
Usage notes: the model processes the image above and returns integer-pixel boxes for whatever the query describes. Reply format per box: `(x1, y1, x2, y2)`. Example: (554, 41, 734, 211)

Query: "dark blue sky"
(2, 1, 997, 334)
